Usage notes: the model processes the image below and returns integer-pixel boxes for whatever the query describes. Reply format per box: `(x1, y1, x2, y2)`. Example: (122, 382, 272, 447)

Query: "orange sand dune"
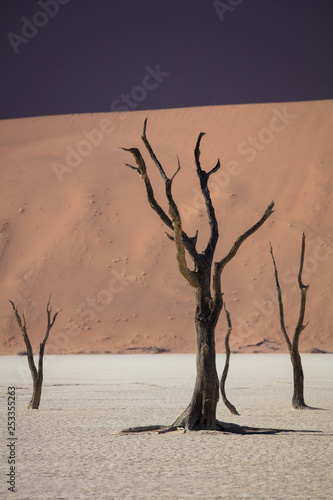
(0, 100, 332, 355)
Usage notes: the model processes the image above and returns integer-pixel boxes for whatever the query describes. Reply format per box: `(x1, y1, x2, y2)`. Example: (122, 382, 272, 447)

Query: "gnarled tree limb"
(220, 302, 239, 415)
(121, 147, 173, 230)
(164, 160, 199, 287)
(294, 232, 310, 351)
(194, 132, 220, 260)
(269, 242, 291, 350)
(212, 201, 275, 312)
(10, 300, 38, 382)
(121, 124, 200, 265)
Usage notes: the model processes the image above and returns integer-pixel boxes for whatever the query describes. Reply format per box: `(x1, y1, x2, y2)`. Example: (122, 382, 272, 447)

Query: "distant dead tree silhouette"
(10, 297, 58, 409)
(220, 302, 239, 415)
(269, 232, 310, 409)
(117, 118, 281, 435)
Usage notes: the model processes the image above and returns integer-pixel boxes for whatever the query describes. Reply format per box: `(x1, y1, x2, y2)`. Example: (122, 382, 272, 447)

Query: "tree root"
(114, 425, 168, 434)
(292, 404, 326, 411)
(114, 420, 321, 435)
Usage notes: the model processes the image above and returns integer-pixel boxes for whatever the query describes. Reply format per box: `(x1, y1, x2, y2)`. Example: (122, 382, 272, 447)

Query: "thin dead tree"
(269, 232, 310, 409)
(120, 118, 277, 434)
(220, 302, 239, 415)
(10, 297, 58, 409)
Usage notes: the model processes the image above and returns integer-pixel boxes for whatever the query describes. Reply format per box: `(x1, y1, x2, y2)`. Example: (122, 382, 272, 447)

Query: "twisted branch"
(9, 300, 37, 382)
(122, 120, 200, 286)
(293, 232, 309, 351)
(212, 201, 275, 311)
(269, 242, 291, 350)
(269, 233, 309, 354)
(220, 302, 239, 415)
(194, 132, 220, 260)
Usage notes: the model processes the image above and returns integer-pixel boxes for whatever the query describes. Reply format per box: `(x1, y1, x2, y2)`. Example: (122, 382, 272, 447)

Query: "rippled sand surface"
(1, 354, 332, 499)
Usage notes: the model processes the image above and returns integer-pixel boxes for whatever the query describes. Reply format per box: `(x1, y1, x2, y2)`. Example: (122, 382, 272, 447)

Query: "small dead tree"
(269, 232, 310, 409)
(220, 302, 239, 415)
(10, 297, 58, 409)
(119, 118, 277, 434)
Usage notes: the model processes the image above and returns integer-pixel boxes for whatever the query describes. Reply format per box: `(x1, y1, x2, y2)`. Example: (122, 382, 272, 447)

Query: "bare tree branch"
(220, 302, 239, 415)
(141, 117, 168, 181)
(194, 132, 220, 259)
(121, 147, 173, 230)
(165, 162, 199, 288)
(293, 232, 309, 352)
(165, 232, 174, 241)
(297, 232, 308, 290)
(212, 201, 275, 310)
(9, 300, 38, 382)
(122, 120, 201, 264)
(124, 163, 140, 173)
(207, 159, 221, 178)
(269, 242, 291, 351)
(189, 229, 199, 248)
(219, 201, 275, 271)
(42, 294, 59, 347)
(165, 227, 198, 246)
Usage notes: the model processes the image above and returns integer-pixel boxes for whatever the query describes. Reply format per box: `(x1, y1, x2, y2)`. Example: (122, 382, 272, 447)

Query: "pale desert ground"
(0, 353, 332, 499)
(0, 100, 333, 356)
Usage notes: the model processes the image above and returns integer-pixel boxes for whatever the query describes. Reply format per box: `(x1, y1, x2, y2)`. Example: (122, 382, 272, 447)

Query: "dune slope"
(0, 100, 332, 355)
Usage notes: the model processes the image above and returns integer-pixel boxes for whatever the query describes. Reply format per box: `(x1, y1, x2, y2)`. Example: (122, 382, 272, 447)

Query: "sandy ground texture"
(1, 100, 333, 356)
(0, 353, 332, 499)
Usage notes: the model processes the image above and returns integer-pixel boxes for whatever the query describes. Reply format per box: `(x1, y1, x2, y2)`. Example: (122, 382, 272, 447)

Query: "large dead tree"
(10, 297, 58, 409)
(269, 233, 310, 409)
(120, 119, 275, 433)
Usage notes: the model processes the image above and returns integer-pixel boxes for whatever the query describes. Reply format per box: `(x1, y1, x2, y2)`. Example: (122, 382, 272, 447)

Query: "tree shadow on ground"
(115, 421, 324, 436)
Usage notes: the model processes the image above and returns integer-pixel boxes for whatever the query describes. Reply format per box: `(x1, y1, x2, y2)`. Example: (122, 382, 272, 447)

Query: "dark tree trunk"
(173, 320, 220, 430)
(28, 342, 46, 409)
(172, 270, 222, 429)
(291, 350, 305, 409)
(28, 374, 43, 409)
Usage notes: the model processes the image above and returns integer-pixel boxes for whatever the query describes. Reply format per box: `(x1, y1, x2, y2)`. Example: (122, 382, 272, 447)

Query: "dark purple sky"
(1, 0, 333, 120)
